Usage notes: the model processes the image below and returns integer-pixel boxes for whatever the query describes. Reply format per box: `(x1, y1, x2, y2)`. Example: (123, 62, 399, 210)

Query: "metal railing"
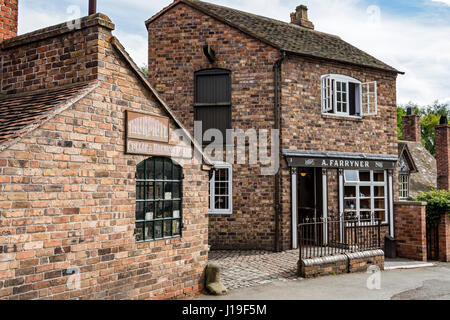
(298, 216, 382, 259)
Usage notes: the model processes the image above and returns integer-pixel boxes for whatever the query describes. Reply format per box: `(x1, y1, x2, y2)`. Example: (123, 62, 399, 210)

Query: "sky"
(17, 0, 450, 107)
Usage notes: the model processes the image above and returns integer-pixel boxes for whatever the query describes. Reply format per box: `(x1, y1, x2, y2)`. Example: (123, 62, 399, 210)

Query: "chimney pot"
(89, 0, 97, 15)
(440, 115, 448, 125)
(290, 5, 314, 30)
(406, 107, 413, 116)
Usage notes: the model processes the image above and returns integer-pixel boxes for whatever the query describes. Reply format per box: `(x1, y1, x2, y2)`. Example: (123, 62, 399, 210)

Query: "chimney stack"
(0, 0, 18, 43)
(290, 5, 314, 30)
(402, 107, 422, 143)
(436, 115, 449, 191)
(89, 0, 97, 15)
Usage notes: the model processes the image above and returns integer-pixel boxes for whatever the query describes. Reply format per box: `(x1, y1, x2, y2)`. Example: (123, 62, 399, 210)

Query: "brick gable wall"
(148, 2, 280, 250)
(0, 19, 209, 300)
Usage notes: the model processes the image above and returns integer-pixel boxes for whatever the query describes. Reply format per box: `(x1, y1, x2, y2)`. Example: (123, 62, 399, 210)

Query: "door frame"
(292, 168, 328, 249)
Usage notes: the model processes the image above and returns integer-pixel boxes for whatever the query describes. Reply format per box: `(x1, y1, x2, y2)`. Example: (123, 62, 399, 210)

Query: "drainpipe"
(273, 51, 286, 252)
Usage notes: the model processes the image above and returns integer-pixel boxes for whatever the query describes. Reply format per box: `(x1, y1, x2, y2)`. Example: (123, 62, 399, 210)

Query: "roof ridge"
(183, 0, 342, 40)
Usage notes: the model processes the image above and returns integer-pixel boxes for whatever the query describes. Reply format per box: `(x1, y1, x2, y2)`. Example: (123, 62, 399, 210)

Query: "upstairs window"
(195, 69, 232, 144)
(321, 74, 377, 117)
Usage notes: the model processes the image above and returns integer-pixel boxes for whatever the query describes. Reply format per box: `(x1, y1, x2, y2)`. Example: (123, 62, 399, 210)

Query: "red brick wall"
(0, 18, 209, 300)
(402, 115, 422, 143)
(439, 214, 450, 262)
(394, 202, 427, 261)
(147, 2, 280, 250)
(436, 124, 449, 191)
(0, 14, 113, 94)
(0, 0, 18, 43)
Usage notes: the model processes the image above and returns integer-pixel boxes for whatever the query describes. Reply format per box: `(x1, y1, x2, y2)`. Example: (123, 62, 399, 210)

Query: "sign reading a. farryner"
(126, 111, 169, 143)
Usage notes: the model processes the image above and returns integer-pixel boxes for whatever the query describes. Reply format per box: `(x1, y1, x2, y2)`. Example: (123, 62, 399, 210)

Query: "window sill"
(208, 210, 232, 215)
(322, 113, 363, 121)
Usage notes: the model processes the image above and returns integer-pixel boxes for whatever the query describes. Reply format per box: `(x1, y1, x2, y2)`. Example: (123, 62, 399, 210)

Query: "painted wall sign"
(126, 111, 169, 143)
(287, 157, 396, 170)
(126, 140, 192, 159)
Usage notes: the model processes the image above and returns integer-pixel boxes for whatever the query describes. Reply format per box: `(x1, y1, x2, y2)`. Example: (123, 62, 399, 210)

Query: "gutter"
(273, 51, 286, 252)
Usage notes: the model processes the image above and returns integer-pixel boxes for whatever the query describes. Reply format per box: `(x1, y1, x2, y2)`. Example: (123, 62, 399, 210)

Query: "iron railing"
(298, 216, 382, 259)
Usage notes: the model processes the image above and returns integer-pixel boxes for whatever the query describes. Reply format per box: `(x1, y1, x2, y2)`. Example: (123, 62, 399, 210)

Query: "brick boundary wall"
(394, 201, 427, 261)
(439, 214, 450, 262)
(298, 250, 384, 278)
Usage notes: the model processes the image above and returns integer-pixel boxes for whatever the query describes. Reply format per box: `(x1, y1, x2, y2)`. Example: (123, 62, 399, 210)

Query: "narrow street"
(198, 262, 450, 300)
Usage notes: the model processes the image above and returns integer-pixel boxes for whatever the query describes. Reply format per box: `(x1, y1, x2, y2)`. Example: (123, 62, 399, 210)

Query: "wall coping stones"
(345, 249, 384, 260)
(1, 13, 115, 50)
(302, 254, 348, 267)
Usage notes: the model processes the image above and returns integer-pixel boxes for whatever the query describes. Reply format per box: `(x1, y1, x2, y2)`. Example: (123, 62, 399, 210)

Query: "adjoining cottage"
(397, 108, 437, 200)
(146, 0, 403, 252)
(0, 3, 211, 299)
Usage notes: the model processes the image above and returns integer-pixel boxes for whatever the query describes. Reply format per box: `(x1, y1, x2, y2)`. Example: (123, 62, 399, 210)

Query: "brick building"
(0, 4, 211, 299)
(146, 0, 402, 251)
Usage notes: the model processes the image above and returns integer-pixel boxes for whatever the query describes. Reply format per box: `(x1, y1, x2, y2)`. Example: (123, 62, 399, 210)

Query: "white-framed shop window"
(342, 170, 388, 224)
(209, 163, 233, 214)
(321, 74, 377, 118)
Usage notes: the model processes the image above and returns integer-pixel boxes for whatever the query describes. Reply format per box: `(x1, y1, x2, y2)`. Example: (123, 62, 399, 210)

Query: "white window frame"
(320, 74, 377, 118)
(343, 170, 388, 225)
(399, 174, 410, 200)
(209, 162, 233, 215)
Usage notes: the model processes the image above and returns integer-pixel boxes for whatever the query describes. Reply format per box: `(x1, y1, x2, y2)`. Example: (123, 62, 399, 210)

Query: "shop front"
(283, 150, 398, 249)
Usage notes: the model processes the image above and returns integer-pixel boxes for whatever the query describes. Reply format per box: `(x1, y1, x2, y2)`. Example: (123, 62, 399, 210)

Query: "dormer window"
(321, 74, 377, 118)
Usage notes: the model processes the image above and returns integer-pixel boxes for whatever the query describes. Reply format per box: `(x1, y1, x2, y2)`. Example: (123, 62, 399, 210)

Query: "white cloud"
(431, 0, 450, 6)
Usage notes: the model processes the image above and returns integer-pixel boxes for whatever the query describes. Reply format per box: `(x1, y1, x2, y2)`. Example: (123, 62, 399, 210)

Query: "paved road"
(198, 263, 450, 300)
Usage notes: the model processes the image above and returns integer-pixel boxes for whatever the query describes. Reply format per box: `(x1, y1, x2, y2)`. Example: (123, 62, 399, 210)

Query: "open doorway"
(297, 167, 323, 223)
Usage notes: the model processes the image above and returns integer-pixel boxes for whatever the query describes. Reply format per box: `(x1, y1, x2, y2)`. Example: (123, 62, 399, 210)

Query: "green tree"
(140, 64, 148, 77)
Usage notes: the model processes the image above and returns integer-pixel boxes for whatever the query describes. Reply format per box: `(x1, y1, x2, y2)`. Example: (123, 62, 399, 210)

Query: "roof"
(398, 140, 437, 198)
(146, 0, 402, 74)
(0, 82, 98, 152)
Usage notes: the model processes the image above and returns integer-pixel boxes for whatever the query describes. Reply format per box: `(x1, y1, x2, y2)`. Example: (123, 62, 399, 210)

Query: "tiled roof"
(0, 82, 97, 150)
(148, 0, 401, 74)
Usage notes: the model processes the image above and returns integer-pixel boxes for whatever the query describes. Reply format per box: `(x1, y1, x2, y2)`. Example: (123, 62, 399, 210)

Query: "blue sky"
(18, 0, 450, 106)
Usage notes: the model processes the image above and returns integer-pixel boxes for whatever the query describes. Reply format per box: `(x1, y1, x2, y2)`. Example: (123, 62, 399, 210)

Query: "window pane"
(136, 182, 145, 200)
(145, 222, 154, 240)
(164, 201, 172, 218)
(136, 202, 144, 221)
(345, 186, 356, 198)
(215, 196, 229, 210)
(373, 171, 385, 182)
(145, 160, 154, 180)
(173, 165, 182, 180)
(360, 199, 371, 210)
(155, 160, 163, 180)
(375, 211, 385, 222)
(155, 182, 163, 200)
(374, 199, 385, 210)
(374, 186, 385, 197)
(173, 201, 181, 218)
(156, 201, 164, 219)
(149, 182, 155, 200)
(135, 222, 144, 242)
(136, 162, 145, 180)
(173, 182, 181, 199)
(154, 221, 163, 239)
(164, 220, 172, 238)
(344, 170, 359, 183)
(145, 202, 154, 221)
(173, 220, 181, 236)
(360, 171, 370, 182)
(360, 186, 370, 198)
(164, 158, 172, 180)
(164, 182, 173, 200)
